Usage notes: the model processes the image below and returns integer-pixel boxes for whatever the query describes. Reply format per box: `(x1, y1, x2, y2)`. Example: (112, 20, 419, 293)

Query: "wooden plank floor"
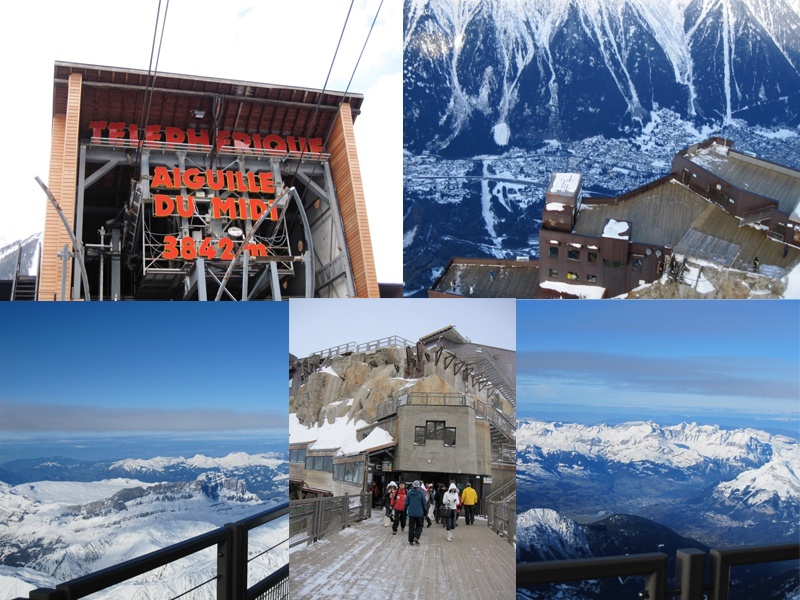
(289, 513, 516, 599)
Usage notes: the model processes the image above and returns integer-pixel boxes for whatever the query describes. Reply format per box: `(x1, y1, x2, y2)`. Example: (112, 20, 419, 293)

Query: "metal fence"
(486, 479, 515, 543)
(376, 392, 515, 444)
(289, 493, 372, 547)
(517, 542, 800, 600)
(16, 503, 289, 600)
(307, 335, 413, 361)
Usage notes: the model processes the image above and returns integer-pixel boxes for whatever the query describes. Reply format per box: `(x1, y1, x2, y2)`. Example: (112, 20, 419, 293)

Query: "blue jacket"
(404, 487, 428, 517)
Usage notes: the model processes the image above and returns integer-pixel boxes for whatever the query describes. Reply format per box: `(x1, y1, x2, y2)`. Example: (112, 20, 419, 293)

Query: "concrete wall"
(393, 405, 490, 476)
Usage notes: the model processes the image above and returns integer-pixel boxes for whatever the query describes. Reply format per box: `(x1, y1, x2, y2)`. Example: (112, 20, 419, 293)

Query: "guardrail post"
(217, 531, 233, 600)
(27, 590, 66, 600)
(676, 549, 706, 600)
(342, 493, 350, 529)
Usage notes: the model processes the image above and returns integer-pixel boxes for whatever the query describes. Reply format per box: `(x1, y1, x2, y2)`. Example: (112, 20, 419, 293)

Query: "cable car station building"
(40, 62, 379, 301)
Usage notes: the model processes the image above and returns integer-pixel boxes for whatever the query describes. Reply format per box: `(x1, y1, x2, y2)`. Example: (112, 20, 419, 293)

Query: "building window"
(603, 259, 623, 269)
(567, 271, 578, 280)
(444, 427, 456, 447)
(549, 246, 558, 258)
(426, 420, 445, 441)
(588, 252, 597, 265)
(568, 248, 580, 261)
(419, 421, 455, 446)
(414, 426, 426, 446)
(632, 256, 644, 272)
(587, 274, 598, 283)
(306, 455, 332, 471)
(290, 448, 306, 463)
(549, 268, 558, 278)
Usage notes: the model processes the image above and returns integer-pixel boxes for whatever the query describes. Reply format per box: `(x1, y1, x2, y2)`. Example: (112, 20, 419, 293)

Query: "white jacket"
(443, 490, 460, 510)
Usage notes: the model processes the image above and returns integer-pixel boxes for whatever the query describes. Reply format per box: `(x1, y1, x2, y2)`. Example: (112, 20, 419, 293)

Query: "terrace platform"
(289, 513, 515, 599)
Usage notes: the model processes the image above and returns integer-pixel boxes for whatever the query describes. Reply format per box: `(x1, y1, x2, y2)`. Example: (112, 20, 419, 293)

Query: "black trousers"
(464, 504, 475, 524)
(408, 515, 424, 542)
(392, 509, 406, 531)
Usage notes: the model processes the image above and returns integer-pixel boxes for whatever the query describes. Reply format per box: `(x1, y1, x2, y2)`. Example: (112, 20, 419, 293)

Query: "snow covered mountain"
(402, 0, 800, 296)
(516, 419, 799, 546)
(404, 0, 800, 154)
(0, 452, 288, 599)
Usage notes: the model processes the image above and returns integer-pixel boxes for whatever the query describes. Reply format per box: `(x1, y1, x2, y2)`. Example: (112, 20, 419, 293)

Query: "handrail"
(710, 542, 799, 600)
(308, 335, 414, 360)
(289, 493, 371, 548)
(19, 503, 289, 600)
(518, 552, 668, 600)
(517, 542, 800, 600)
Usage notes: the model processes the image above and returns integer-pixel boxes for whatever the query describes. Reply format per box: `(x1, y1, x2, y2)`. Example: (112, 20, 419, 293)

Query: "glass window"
(548, 268, 558, 278)
(549, 246, 558, 258)
(345, 462, 355, 482)
(323, 456, 333, 472)
(415, 426, 426, 445)
(588, 252, 597, 265)
(426, 421, 445, 440)
(587, 274, 598, 283)
(567, 272, 578, 280)
(444, 427, 456, 447)
(567, 248, 580, 261)
(632, 256, 644, 272)
(333, 464, 342, 480)
(305, 456, 313, 470)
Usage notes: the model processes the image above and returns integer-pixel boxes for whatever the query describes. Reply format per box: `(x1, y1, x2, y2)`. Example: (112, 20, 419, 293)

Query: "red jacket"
(391, 488, 407, 511)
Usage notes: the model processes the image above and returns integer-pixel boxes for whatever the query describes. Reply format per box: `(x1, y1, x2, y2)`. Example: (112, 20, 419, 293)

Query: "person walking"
(423, 484, 433, 528)
(443, 483, 460, 542)
(461, 480, 478, 525)
(383, 482, 397, 527)
(405, 480, 428, 545)
(435, 484, 446, 525)
(391, 482, 408, 535)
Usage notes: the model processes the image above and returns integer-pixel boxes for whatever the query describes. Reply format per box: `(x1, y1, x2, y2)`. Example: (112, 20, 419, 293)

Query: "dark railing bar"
(22, 502, 290, 600)
(247, 563, 290, 600)
(54, 528, 229, 598)
(244, 504, 290, 531)
(518, 552, 668, 600)
(248, 537, 290, 564)
(169, 574, 218, 600)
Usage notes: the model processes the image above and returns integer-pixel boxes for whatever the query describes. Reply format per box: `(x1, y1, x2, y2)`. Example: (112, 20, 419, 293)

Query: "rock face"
(291, 345, 504, 427)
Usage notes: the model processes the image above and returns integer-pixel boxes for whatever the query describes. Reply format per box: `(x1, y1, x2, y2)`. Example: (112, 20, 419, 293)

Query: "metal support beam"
(110, 228, 121, 301)
(72, 146, 87, 300)
(676, 548, 706, 600)
(270, 261, 282, 301)
(84, 156, 125, 189)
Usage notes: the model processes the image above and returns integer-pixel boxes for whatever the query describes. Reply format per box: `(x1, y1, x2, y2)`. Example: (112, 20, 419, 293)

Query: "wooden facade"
(39, 62, 379, 300)
(327, 103, 379, 298)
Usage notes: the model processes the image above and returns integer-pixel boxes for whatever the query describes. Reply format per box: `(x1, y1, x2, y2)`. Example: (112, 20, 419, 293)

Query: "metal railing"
(376, 392, 515, 445)
(289, 493, 371, 547)
(487, 490, 515, 544)
(17, 503, 289, 600)
(308, 335, 413, 361)
(517, 542, 800, 600)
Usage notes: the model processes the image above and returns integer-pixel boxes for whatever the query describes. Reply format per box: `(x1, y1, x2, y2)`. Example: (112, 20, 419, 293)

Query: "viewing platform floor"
(289, 513, 515, 599)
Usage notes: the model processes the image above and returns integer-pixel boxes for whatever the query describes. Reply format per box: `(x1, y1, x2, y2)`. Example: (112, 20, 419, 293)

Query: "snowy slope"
(0, 454, 288, 599)
(404, 0, 800, 152)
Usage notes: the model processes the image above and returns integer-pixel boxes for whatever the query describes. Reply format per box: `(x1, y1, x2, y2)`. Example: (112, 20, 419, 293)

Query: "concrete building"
(430, 138, 800, 299)
(289, 329, 515, 511)
(39, 61, 378, 300)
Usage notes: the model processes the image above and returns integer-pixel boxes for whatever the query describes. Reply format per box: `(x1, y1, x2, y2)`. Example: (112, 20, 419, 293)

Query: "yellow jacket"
(461, 486, 478, 506)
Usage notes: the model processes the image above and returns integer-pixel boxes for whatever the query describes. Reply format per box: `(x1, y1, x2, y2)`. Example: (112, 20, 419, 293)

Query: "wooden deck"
(289, 513, 515, 599)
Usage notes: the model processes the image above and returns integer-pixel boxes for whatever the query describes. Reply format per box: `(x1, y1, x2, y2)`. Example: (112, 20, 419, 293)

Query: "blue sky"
(289, 298, 516, 358)
(517, 300, 800, 428)
(0, 303, 288, 435)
